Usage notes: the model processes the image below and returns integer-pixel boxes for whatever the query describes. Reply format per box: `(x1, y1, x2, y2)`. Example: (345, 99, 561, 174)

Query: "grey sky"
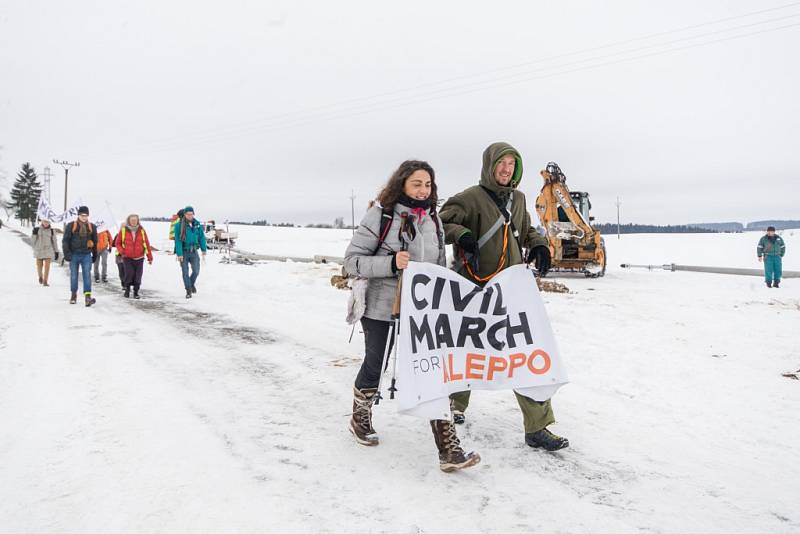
(1, 0, 798, 226)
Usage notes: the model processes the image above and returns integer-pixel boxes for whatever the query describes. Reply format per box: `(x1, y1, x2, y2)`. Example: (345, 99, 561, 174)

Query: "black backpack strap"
(372, 206, 395, 255)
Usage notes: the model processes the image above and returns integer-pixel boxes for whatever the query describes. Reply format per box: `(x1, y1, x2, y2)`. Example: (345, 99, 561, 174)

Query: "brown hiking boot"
(430, 420, 481, 472)
(349, 387, 379, 446)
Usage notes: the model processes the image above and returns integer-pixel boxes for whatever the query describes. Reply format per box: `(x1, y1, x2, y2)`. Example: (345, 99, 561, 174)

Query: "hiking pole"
(388, 212, 414, 400)
(373, 212, 409, 405)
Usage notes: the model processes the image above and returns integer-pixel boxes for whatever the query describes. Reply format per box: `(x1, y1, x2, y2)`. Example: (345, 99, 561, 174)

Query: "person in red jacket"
(114, 214, 153, 299)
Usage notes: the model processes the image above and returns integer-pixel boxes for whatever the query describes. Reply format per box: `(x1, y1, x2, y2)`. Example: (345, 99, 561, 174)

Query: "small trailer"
(204, 220, 238, 248)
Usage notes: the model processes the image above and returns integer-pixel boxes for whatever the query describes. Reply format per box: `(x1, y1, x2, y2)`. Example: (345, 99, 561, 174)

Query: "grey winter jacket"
(344, 204, 446, 322)
(32, 226, 59, 260)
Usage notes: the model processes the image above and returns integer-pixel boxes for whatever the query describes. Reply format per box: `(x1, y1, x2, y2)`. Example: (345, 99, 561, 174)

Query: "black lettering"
(410, 315, 435, 352)
(456, 316, 486, 349)
(450, 281, 482, 312)
(506, 312, 533, 348)
(479, 286, 494, 314)
(411, 274, 431, 310)
(487, 318, 507, 351)
(431, 277, 446, 309)
(434, 314, 454, 349)
(492, 283, 508, 316)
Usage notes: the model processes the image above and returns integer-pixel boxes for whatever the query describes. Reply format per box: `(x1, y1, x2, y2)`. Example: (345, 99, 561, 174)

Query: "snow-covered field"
(1, 222, 798, 533)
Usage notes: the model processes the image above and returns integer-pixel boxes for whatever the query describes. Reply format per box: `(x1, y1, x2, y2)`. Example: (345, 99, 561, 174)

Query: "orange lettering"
(527, 350, 551, 375)
(487, 356, 508, 380)
(465, 353, 485, 380)
(508, 353, 527, 378)
(448, 353, 463, 381)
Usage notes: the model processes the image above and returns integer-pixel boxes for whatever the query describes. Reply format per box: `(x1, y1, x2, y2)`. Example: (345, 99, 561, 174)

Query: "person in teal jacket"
(757, 226, 786, 288)
(173, 206, 208, 298)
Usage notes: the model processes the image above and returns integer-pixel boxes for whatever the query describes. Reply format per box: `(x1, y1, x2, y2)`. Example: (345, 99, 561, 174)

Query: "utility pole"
(350, 189, 356, 234)
(53, 159, 80, 211)
(615, 197, 622, 240)
(42, 166, 53, 203)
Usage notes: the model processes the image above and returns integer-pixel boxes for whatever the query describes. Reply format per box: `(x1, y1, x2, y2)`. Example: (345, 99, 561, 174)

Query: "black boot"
(525, 428, 569, 451)
(186, 289, 192, 299)
(349, 388, 379, 446)
(774, 280, 780, 288)
(85, 293, 96, 307)
(191, 285, 197, 294)
(123, 287, 131, 298)
(430, 420, 480, 472)
(766, 281, 772, 288)
(70, 292, 77, 304)
(133, 289, 141, 299)
(450, 399, 465, 424)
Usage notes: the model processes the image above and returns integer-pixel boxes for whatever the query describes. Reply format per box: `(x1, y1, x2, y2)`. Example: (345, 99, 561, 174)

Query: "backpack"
(372, 205, 443, 254)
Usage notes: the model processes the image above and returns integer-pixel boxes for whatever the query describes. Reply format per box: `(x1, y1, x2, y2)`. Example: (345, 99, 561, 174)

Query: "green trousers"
(450, 390, 555, 433)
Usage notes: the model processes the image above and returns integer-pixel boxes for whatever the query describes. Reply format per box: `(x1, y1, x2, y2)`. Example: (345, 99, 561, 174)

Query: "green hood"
(479, 141, 523, 194)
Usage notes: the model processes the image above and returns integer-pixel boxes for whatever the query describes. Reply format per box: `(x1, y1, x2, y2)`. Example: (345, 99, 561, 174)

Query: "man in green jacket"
(439, 141, 568, 451)
(758, 226, 786, 288)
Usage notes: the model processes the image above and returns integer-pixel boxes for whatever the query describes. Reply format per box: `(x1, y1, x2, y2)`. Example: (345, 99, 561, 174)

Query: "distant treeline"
(141, 216, 353, 229)
(688, 222, 744, 232)
(746, 220, 800, 231)
(594, 223, 716, 234)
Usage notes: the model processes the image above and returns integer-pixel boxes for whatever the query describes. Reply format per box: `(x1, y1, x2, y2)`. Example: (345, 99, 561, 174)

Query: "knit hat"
(767, 226, 776, 232)
(184, 206, 194, 214)
(78, 206, 89, 215)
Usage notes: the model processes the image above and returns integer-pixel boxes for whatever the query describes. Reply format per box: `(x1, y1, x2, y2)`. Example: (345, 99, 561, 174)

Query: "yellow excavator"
(534, 162, 606, 277)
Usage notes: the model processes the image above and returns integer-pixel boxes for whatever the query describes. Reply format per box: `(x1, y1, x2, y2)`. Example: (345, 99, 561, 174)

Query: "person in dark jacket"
(758, 226, 787, 288)
(115, 214, 153, 299)
(62, 206, 98, 306)
(173, 206, 207, 298)
(439, 142, 567, 452)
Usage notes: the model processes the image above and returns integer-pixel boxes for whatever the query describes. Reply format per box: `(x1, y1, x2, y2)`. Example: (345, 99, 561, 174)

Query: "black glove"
(54, 251, 60, 261)
(64, 254, 71, 262)
(528, 245, 551, 276)
(92, 252, 98, 263)
(458, 233, 480, 272)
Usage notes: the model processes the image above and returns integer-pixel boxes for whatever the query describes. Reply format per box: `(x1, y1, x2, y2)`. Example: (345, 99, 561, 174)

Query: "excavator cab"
(534, 162, 606, 277)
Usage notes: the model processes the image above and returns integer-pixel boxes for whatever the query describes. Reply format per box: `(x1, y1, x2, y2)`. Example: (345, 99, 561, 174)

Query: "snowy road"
(1, 225, 798, 533)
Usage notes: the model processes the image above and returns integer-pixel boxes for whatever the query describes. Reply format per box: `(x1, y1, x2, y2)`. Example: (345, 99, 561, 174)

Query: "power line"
(109, 1, 800, 154)
(96, 6, 800, 156)
(130, 19, 800, 155)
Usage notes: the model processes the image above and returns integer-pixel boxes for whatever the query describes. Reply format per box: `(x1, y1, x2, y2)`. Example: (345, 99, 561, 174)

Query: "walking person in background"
(758, 226, 786, 288)
(112, 229, 126, 288)
(32, 218, 59, 286)
(94, 228, 113, 283)
(173, 206, 207, 298)
(62, 206, 98, 306)
(115, 214, 153, 299)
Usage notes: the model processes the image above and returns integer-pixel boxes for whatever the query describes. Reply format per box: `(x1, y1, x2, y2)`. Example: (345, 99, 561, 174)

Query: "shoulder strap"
(372, 206, 395, 255)
(478, 186, 522, 255)
(430, 212, 444, 251)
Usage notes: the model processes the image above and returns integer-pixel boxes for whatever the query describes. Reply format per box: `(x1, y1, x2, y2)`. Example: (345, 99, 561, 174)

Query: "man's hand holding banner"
(393, 262, 569, 420)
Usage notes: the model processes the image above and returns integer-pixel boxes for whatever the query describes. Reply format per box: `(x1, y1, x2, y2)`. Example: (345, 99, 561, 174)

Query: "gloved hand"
(92, 252, 98, 263)
(527, 245, 551, 276)
(458, 233, 480, 272)
(64, 254, 71, 262)
(54, 251, 60, 261)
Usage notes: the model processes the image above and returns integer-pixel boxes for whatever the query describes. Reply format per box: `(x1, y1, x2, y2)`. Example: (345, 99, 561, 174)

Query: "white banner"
(93, 203, 119, 234)
(36, 197, 81, 224)
(394, 262, 569, 420)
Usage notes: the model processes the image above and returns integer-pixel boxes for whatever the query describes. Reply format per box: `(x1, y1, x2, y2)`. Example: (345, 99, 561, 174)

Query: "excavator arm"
(534, 162, 606, 277)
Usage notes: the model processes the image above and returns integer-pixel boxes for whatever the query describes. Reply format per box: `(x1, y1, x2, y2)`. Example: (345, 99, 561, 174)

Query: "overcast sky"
(1, 0, 798, 226)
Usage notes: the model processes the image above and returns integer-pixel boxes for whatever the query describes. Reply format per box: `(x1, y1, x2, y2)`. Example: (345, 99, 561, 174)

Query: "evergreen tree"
(8, 163, 42, 226)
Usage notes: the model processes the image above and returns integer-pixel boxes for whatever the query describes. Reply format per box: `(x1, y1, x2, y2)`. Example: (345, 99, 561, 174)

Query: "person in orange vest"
(114, 214, 153, 299)
(93, 228, 113, 283)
